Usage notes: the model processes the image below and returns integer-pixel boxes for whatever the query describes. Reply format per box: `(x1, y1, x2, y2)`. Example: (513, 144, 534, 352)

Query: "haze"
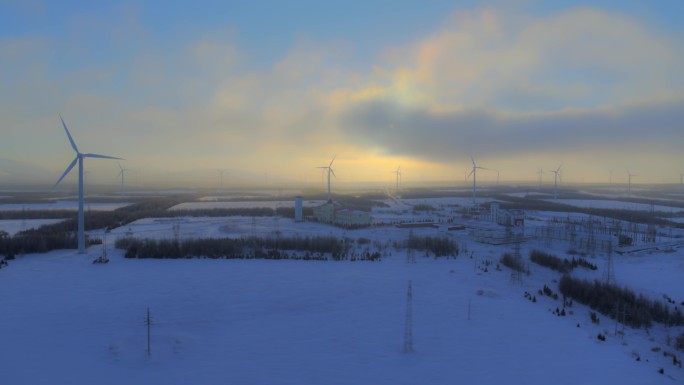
(2, 1, 683, 188)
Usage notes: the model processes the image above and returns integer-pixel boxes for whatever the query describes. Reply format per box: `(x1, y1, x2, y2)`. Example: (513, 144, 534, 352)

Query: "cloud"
(339, 98, 684, 162)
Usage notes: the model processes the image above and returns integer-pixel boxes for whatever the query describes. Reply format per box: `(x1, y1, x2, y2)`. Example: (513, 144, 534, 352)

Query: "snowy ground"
(170, 199, 326, 211)
(1, 195, 683, 384)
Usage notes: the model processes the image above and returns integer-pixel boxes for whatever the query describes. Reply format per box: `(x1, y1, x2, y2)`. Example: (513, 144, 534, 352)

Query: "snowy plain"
(1, 195, 683, 384)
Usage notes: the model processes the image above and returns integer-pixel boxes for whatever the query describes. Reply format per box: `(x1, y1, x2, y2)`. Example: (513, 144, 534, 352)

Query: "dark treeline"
(529, 250, 597, 273)
(407, 235, 458, 257)
(500, 253, 527, 273)
(0, 229, 80, 258)
(114, 235, 382, 261)
(558, 275, 684, 329)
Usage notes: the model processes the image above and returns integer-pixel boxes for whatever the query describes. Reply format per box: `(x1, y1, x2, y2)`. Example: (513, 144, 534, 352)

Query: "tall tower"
(403, 280, 414, 353)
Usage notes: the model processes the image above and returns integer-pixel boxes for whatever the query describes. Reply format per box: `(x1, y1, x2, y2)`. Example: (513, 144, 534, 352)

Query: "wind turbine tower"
(316, 156, 336, 202)
(468, 156, 487, 204)
(537, 168, 544, 189)
(54, 115, 122, 253)
(117, 162, 131, 193)
(549, 165, 562, 199)
(392, 166, 402, 196)
(218, 169, 228, 189)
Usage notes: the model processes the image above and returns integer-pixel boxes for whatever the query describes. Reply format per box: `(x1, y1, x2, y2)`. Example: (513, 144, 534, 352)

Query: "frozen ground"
(1, 195, 683, 384)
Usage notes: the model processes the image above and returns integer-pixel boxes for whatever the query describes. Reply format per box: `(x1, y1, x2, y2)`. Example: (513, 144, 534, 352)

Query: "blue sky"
(1, 1, 683, 187)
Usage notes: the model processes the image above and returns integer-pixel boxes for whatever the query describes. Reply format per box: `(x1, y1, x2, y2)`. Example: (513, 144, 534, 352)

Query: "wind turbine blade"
(60, 115, 79, 153)
(329, 155, 336, 167)
(118, 162, 124, 171)
(330, 168, 336, 178)
(83, 153, 123, 160)
(468, 169, 474, 178)
(470, 156, 475, 166)
(53, 156, 78, 188)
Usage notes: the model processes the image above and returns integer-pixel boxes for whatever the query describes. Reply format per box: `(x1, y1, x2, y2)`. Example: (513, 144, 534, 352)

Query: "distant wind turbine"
(218, 169, 227, 189)
(316, 155, 336, 201)
(627, 170, 637, 195)
(54, 115, 122, 253)
(468, 156, 487, 204)
(549, 165, 562, 199)
(392, 166, 402, 196)
(537, 168, 544, 188)
(495, 169, 501, 186)
(117, 162, 131, 193)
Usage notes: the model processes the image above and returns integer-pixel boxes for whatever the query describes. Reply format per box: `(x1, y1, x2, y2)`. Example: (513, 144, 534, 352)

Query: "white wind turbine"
(468, 156, 487, 204)
(117, 162, 131, 193)
(549, 165, 562, 199)
(316, 155, 336, 201)
(392, 166, 402, 196)
(54, 115, 122, 254)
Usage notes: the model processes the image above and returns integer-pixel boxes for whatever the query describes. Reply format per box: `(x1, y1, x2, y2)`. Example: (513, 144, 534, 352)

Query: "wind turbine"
(392, 166, 402, 196)
(117, 162, 131, 193)
(316, 155, 336, 201)
(495, 169, 501, 186)
(468, 156, 487, 204)
(627, 170, 636, 195)
(549, 165, 562, 199)
(218, 169, 228, 189)
(537, 168, 544, 188)
(54, 115, 122, 254)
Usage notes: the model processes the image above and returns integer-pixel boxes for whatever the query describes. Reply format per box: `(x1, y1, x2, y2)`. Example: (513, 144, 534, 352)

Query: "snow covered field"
(1, 195, 683, 384)
(170, 199, 326, 211)
(1, 244, 682, 385)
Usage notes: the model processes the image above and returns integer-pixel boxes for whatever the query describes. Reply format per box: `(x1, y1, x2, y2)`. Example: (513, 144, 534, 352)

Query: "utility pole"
(403, 280, 414, 353)
(146, 307, 152, 356)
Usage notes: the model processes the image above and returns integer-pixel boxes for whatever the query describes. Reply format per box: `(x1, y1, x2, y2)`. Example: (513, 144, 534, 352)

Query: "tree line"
(558, 274, 684, 329)
(114, 235, 386, 261)
(529, 249, 597, 273)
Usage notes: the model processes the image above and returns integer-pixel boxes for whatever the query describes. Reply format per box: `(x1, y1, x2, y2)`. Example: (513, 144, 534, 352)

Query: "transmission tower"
(403, 280, 414, 353)
(145, 307, 153, 356)
(603, 241, 615, 285)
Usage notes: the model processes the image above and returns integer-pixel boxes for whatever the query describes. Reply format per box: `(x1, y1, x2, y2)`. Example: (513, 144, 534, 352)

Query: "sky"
(1, 0, 683, 188)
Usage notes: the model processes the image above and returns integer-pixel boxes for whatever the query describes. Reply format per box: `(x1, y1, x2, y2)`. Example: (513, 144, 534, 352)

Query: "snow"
(1, 195, 683, 384)
(0, 219, 65, 235)
(0, 201, 130, 211)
